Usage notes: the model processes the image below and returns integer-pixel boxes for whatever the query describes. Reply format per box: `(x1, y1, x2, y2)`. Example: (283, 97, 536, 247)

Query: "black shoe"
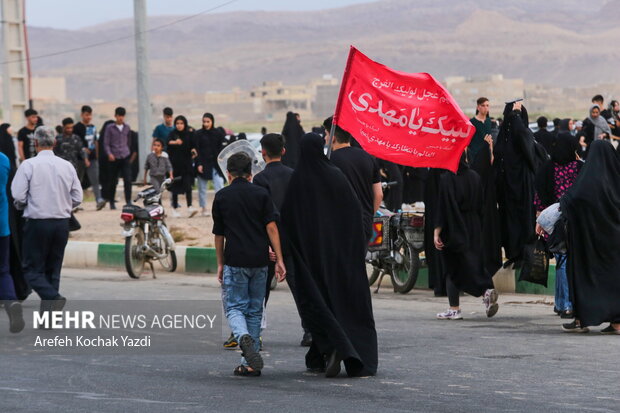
(239, 334, 263, 371)
(96, 200, 106, 211)
(300, 331, 312, 347)
(52, 295, 67, 312)
(110, 202, 116, 210)
(5, 301, 25, 333)
(601, 325, 620, 335)
(325, 350, 342, 378)
(560, 310, 574, 319)
(553, 307, 561, 315)
(562, 321, 589, 333)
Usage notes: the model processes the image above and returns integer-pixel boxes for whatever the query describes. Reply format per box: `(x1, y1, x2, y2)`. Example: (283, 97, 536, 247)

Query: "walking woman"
(579, 105, 611, 156)
(534, 126, 582, 318)
(560, 140, 620, 334)
(167, 115, 196, 218)
(281, 133, 377, 377)
(434, 153, 499, 320)
(193, 113, 226, 217)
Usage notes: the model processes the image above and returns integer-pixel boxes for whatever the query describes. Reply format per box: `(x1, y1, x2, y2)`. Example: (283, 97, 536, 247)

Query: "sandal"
(233, 365, 261, 377)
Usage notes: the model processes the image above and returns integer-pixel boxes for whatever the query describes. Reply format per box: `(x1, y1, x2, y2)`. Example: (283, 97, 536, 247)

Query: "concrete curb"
(62, 241, 556, 294)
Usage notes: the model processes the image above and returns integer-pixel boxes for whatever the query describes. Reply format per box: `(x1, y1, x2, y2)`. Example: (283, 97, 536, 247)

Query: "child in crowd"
(212, 153, 286, 376)
(143, 138, 173, 191)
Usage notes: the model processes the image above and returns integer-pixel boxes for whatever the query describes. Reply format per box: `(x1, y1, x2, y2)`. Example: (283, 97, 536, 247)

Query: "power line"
(0, 0, 239, 65)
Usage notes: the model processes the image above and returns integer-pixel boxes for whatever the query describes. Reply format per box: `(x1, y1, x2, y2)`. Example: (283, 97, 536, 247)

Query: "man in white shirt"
(11, 126, 83, 310)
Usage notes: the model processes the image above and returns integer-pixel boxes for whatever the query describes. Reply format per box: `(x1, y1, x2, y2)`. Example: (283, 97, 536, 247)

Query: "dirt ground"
(71, 185, 216, 247)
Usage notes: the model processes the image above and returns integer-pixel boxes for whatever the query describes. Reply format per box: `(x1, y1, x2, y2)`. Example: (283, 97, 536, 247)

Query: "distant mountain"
(26, 0, 618, 102)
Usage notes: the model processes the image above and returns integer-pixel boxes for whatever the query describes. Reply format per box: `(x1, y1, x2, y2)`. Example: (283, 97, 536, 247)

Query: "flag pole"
(326, 46, 356, 159)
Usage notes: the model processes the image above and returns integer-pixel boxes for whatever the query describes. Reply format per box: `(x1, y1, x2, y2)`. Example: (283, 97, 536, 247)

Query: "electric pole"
(133, 0, 152, 179)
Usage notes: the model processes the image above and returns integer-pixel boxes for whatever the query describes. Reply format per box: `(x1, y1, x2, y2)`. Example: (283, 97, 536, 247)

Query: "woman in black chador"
(433, 153, 498, 320)
(166, 115, 196, 217)
(560, 140, 620, 334)
(424, 168, 447, 296)
(281, 112, 304, 169)
(470, 128, 502, 278)
(494, 101, 537, 266)
(281, 133, 377, 377)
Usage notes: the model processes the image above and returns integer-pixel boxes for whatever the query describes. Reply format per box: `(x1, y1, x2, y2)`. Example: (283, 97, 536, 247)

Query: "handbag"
(68, 213, 81, 232)
(519, 237, 549, 287)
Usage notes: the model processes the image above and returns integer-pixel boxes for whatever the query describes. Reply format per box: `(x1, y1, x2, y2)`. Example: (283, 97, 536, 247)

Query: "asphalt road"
(0, 268, 618, 413)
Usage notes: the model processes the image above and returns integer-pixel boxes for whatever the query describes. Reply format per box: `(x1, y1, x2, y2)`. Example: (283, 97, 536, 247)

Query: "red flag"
(333, 47, 474, 173)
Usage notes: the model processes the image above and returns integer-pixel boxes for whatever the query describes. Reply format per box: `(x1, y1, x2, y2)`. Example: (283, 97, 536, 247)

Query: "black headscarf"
(561, 140, 620, 326)
(281, 133, 377, 377)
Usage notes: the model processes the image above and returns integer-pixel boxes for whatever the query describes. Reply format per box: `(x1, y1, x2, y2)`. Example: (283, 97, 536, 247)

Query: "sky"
(26, 0, 375, 29)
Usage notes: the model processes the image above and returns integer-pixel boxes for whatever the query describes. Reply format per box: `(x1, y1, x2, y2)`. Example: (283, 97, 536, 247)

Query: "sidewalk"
(62, 241, 558, 296)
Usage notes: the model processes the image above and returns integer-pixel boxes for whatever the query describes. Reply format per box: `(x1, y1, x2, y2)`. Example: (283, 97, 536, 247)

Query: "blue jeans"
(222, 265, 267, 365)
(197, 169, 224, 209)
(554, 253, 572, 312)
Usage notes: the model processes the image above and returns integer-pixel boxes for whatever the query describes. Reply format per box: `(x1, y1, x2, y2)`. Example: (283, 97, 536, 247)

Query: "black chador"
(281, 112, 304, 169)
(471, 142, 502, 277)
(424, 168, 447, 296)
(435, 157, 494, 297)
(494, 104, 536, 264)
(281, 133, 377, 377)
(561, 140, 620, 327)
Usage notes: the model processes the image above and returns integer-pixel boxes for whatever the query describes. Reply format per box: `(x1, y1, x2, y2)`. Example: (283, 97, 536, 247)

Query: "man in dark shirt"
(103, 107, 133, 209)
(54, 118, 85, 178)
(534, 116, 555, 154)
(324, 116, 382, 241)
(212, 153, 286, 377)
(74, 105, 105, 210)
(17, 109, 39, 161)
(253, 133, 310, 347)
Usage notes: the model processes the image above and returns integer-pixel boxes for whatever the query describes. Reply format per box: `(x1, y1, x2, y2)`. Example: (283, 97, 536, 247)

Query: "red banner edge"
(332, 45, 358, 126)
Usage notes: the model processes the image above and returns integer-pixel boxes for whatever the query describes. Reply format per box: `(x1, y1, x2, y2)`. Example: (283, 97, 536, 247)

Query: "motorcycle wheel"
(156, 230, 177, 272)
(366, 261, 381, 286)
(391, 242, 420, 294)
(125, 227, 146, 279)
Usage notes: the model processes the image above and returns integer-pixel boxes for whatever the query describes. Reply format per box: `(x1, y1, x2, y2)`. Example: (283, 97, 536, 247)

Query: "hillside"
(26, 0, 619, 101)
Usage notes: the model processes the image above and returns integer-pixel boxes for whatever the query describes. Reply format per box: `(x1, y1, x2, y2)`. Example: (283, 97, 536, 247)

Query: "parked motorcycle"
(120, 178, 177, 279)
(366, 182, 425, 294)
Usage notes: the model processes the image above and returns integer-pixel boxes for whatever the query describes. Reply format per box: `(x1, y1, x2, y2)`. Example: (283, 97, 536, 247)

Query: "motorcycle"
(120, 178, 177, 279)
(366, 182, 425, 294)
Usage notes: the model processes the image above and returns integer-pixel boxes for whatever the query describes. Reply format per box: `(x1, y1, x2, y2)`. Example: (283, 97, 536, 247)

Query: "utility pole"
(133, 0, 152, 179)
(0, 0, 30, 126)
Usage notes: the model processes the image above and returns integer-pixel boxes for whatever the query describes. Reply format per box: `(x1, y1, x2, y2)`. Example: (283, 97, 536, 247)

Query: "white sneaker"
(188, 206, 198, 218)
(436, 309, 463, 320)
(171, 209, 181, 218)
(483, 289, 499, 318)
(201, 210, 211, 217)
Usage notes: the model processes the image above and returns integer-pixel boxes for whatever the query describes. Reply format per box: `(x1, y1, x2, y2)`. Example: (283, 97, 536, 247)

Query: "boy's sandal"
(234, 365, 261, 377)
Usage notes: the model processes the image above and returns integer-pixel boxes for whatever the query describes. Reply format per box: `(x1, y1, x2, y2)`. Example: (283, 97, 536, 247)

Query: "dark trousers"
(106, 157, 133, 205)
(0, 236, 17, 301)
(22, 218, 69, 300)
(172, 190, 192, 208)
(447, 277, 460, 307)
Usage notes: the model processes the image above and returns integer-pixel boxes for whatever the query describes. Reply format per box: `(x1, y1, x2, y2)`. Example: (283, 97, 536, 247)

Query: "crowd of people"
(0, 93, 619, 379)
